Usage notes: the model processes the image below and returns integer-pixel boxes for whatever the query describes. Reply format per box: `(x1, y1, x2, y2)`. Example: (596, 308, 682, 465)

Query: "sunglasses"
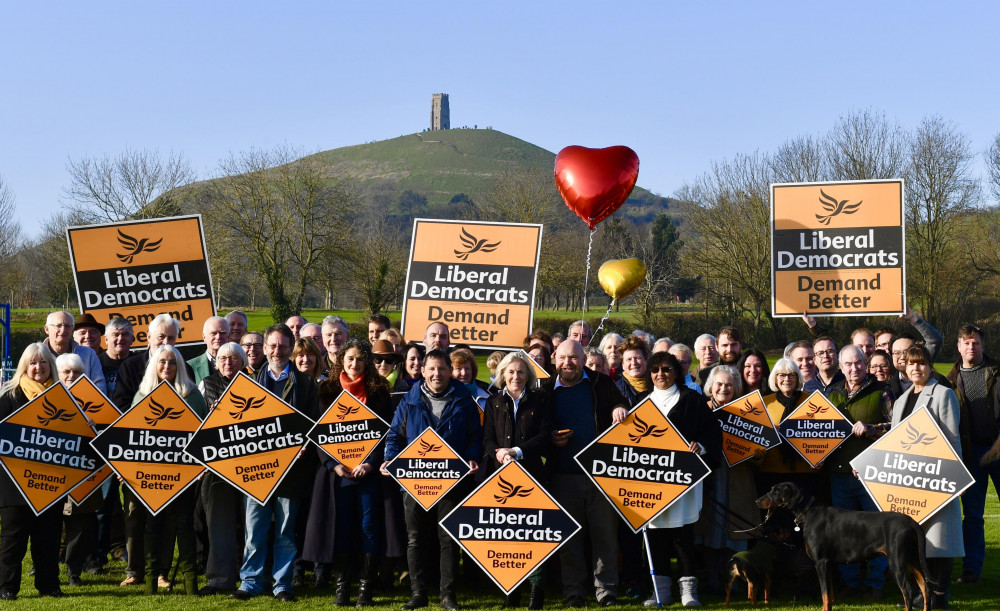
(372, 355, 392, 364)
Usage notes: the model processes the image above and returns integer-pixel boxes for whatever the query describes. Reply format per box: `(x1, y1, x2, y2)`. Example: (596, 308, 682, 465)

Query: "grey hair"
(55, 353, 85, 373)
(668, 343, 692, 359)
(839, 344, 866, 366)
(149, 313, 181, 336)
(225, 310, 248, 326)
(203, 315, 229, 333)
(632, 330, 655, 349)
(704, 364, 742, 397)
(105, 317, 134, 335)
(768, 357, 802, 392)
(216, 342, 248, 369)
(322, 315, 348, 332)
(694, 333, 716, 348)
(568, 320, 592, 335)
(597, 333, 623, 353)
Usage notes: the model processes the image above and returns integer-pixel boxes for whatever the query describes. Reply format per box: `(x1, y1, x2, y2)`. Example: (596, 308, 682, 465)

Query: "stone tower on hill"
(430, 93, 450, 130)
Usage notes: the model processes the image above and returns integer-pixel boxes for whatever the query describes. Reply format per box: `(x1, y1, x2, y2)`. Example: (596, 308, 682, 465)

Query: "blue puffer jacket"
(384, 379, 483, 462)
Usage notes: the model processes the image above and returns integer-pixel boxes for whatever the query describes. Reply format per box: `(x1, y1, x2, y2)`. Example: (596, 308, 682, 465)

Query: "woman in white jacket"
(892, 345, 963, 609)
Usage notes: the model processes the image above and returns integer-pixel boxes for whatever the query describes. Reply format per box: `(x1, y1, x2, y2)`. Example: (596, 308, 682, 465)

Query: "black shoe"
(0, 592, 15, 601)
(356, 580, 375, 607)
(230, 589, 254, 600)
(275, 591, 297, 602)
(83, 560, 106, 575)
(956, 570, 979, 584)
(39, 589, 66, 598)
(291, 575, 305, 588)
(334, 580, 351, 606)
(402, 594, 428, 610)
(898, 593, 923, 608)
(528, 586, 544, 610)
(68, 575, 83, 587)
(440, 595, 460, 610)
(504, 591, 522, 608)
(598, 595, 617, 607)
(315, 574, 330, 588)
(563, 595, 585, 608)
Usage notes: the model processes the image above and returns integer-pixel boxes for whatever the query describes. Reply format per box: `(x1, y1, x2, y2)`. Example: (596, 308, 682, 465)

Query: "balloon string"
(582, 228, 595, 326)
(592, 299, 614, 341)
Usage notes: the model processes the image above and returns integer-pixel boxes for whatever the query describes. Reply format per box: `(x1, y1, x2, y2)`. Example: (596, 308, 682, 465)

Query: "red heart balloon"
(554, 145, 640, 230)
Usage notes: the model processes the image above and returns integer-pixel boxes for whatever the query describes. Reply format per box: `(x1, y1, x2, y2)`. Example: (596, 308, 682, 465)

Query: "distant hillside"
(302, 129, 680, 224)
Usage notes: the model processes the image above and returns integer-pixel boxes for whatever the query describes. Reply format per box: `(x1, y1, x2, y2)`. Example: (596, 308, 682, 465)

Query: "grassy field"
(4, 483, 997, 608)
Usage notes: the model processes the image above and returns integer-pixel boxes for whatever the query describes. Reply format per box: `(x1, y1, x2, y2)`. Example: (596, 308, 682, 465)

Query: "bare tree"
(0, 174, 21, 262)
(905, 117, 980, 324)
(205, 146, 357, 322)
(988, 132, 1000, 204)
(474, 168, 567, 228)
(825, 108, 907, 180)
(64, 147, 194, 222)
(771, 135, 827, 183)
(337, 210, 409, 315)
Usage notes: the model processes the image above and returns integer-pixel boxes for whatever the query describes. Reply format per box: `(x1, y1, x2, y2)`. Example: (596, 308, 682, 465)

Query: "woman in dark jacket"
(0, 343, 62, 600)
(304, 339, 394, 607)
(482, 351, 553, 608)
(614, 335, 652, 408)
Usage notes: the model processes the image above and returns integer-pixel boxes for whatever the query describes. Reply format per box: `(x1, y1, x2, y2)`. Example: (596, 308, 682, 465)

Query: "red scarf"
(340, 372, 367, 404)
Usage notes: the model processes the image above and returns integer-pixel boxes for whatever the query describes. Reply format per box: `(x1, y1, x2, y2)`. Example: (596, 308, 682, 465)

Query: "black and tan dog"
(756, 482, 932, 611)
(724, 508, 813, 607)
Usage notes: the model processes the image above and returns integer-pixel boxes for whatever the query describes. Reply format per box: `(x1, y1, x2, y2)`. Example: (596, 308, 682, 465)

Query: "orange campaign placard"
(0, 383, 101, 515)
(713, 391, 782, 467)
(183, 373, 314, 505)
(66, 215, 216, 348)
(574, 398, 711, 532)
(307, 390, 390, 471)
(440, 461, 581, 594)
(385, 427, 471, 510)
(518, 350, 551, 381)
(778, 391, 854, 469)
(851, 407, 974, 524)
(67, 376, 122, 504)
(771, 180, 905, 317)
(401, 219, 543, 350)
(89, 381, 205, 514)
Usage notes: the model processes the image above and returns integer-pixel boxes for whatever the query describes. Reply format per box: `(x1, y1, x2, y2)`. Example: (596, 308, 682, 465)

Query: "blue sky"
(2, 1, 998, 237)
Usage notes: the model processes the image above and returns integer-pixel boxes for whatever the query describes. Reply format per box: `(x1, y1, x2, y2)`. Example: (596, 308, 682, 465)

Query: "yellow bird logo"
(116, 229, 163, 264)
(416, 439, 442, 457)
(37, 398, 75, 426)
(493, 475, 533, 504)
(454, 228, 500, 261)
(815, 190, 862, 226)
(144, 398, 184, 427)
(335, 401, 360, 420)
(628, 414, 668, 443)
(900, 422, 937, 451)
(228, 392, 266, 420)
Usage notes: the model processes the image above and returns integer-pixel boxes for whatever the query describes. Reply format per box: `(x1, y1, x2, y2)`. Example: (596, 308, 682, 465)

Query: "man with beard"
(547, 340, 627, 607)
(803, 336, 845, 395)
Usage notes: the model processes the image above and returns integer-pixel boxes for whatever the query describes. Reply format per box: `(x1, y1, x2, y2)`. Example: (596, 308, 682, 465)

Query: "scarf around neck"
(20, 376, 53, 400)
(340, 371, 367, 404)
(623, 372, 651, 393)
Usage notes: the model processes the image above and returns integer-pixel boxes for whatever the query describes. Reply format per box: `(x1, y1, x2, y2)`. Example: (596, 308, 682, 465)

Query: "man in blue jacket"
(381, 349, 482, 611)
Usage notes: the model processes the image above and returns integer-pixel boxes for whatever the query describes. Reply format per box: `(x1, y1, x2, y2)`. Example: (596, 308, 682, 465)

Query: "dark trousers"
(335, 478, 385, 555)
(200, 473, 243, 589)
(146, 487, 197, 579)
(64, 510, 98, 577)
(0, 505, 62, 595)
(646, 525, 697, 578)
(123, 488, 147, 578)
(403, 490, 461, 596)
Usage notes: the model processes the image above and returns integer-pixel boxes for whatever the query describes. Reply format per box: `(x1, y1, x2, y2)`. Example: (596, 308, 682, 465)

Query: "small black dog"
(756, 482, 932, 611)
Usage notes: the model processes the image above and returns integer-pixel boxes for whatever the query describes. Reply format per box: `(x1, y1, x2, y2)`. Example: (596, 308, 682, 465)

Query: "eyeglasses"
(649, 367, 673, 374)
(870, 364, 890, 370)
(776, 373, 797, 379)
(241, 343, 263, 349)
(815, 350, 836, 357)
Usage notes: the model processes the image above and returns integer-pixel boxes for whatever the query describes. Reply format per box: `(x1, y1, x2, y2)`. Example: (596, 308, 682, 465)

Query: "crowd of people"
(0, 307, 995, 610)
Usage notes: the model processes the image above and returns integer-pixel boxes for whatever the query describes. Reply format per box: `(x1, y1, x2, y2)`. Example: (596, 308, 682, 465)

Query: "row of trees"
(2, 110, 999, 353)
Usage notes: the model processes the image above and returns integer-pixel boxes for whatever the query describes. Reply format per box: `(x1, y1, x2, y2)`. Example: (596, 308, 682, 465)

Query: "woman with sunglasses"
(642, 351, 721, 607)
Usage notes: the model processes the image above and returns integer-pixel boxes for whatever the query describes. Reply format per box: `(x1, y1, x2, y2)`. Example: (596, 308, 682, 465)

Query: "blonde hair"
(492, 352, 537, 390)
(2, 343, 56, 394)
(139, 345, 195, 397)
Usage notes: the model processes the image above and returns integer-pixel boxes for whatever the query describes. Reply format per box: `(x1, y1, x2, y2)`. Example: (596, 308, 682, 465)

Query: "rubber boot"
(644, 575, 673, 606)
(528, 585, 545, 610)
(334, 555, 351, 606)
(356, 554, 378, 607)
(678, 576, 701, 607)
(930, 558, 952, 610)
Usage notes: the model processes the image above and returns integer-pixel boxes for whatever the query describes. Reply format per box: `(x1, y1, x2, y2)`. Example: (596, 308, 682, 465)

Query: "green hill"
(301, 129, 678, 223)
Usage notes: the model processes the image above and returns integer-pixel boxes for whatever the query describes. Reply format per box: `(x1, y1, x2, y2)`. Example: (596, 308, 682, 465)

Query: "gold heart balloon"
(598, 258, 647, 300)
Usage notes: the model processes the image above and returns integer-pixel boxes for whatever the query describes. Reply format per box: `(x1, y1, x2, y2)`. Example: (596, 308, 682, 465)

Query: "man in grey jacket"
(42, 310, 105, 393)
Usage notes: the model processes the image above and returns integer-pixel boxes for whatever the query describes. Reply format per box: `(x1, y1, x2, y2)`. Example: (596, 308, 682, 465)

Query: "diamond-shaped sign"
(385, 427, 471, 510)
(0, 383, 101, 515)
(183, 372, 314, 505)
(778, 391, 853, 468)
(714, 391, 782, 467)
(90, 381, 205, 515)
(440, 461, 580, 594)
(574, 397, 712, 532)
(518, 350, 550, 381)
(851, 407, 974, 525)
(307, 390, 389, 471)
(67, 376, 122, 504)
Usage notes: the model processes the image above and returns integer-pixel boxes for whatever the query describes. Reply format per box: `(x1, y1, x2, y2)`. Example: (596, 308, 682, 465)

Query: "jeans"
(335, 479, 384, 555)
(961, 443, 1000, 576)
(830, 471, 887, 589)
(238, 496, 300, 595)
